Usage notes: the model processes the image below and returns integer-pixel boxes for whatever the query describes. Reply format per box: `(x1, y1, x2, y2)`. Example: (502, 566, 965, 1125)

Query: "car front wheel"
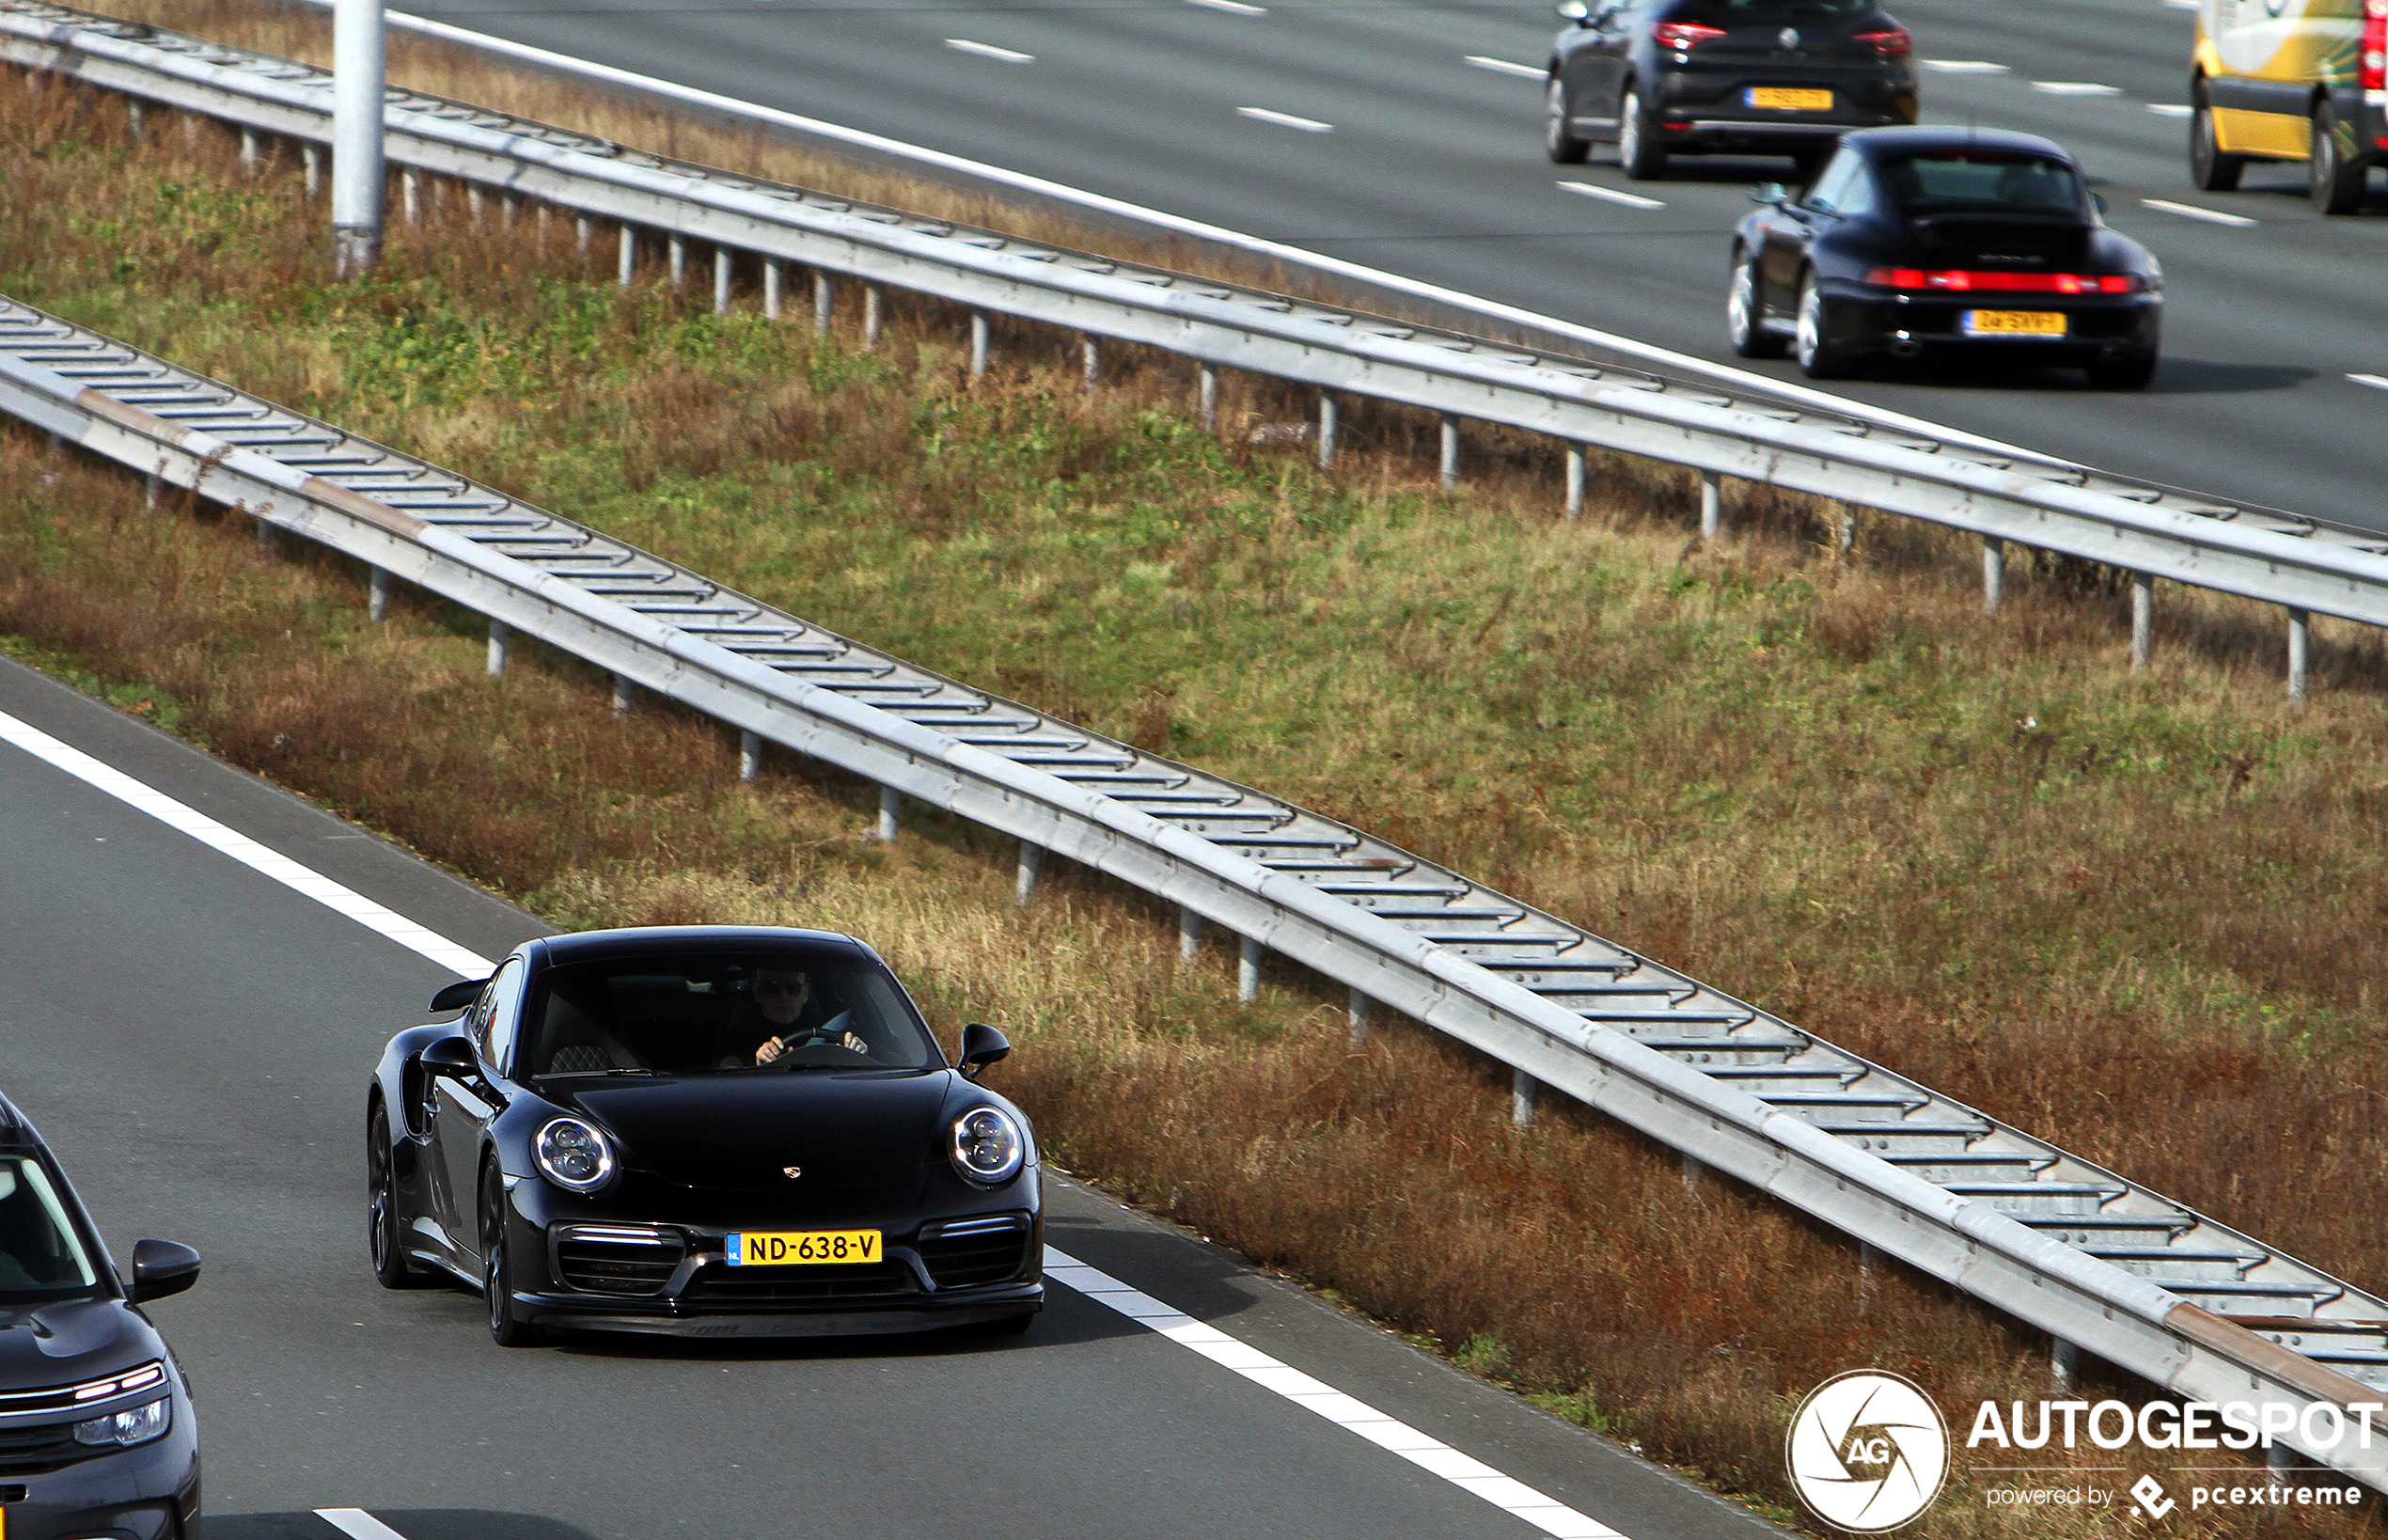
(1794, 272, 1854, 379)
(1727, 248, 1785, 358)
(1618, 85, 1667, 180)
(481, 1161, 542, 1347)
(2311, 100, 2367, 213)
(1546, 78, 1591, 164)
(368, 1104, 429, 1290)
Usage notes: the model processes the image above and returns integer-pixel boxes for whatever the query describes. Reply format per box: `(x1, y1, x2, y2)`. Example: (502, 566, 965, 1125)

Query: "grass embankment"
(7, 55, 2386, 1539)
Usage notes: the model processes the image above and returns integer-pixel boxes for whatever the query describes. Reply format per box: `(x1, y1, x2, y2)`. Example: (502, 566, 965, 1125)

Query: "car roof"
(531, 924, 875, 967)
(1845, 124, 2075, 164)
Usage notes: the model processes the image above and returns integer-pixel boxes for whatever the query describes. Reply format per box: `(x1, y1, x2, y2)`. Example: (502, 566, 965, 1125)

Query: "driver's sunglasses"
(754, 978, 808, 998)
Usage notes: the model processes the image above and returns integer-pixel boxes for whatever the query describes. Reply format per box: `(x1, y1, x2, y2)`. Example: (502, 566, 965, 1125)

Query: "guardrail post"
(762, 259, 781, 321)
(1082, 335, 1100, 392)
(486, 619, 509, 676)
(668, 235, 685, 292)
(127, 99, 142, 138)
(1317, 391, 1339, 469)
(239, 127, 257, 174)
(2130, 572, 2153, 669)
(465, 182, 482, 226)
(876, 785, 900, 842)
(1681, 1152, 1701, 1193)
(814, 272, 833, 332)
(611, 672, 632, 713)
(1237, 936, 1262, 1002)
(1981, 535, 2004, 617)
(575, 214, 590, 256)
(1198, 364, 1218, 432)
(738, 730, 762, 780)
(1178, 904, 1202, 962)
(401, 170, 418, 228)
(969, 311, 989, 378)
(1438, 413, 1459, 489)
(1014, 840, 1041, 905)
(254, 514, 275, 553)
(368, 565, 389, 621)
(2268, 1438, 2297, 1476)
(863, 283, 884, 349)
(142, 471, 158, 511)
(1347, 989, 1371, 1047)
(501, 193, 519, 231)
(1563, 444, 1584, 521)
(2051, 1336, 2079, 1392)
(181, 110, 197, 154)
(713, 247, 732, 317)
(617, 226, 635, 287)
(1698, 470, 1721, 541)
(2287, 606, 2310, 702)
(302, 143, 321, 200)
(1511, 1068, 1537, 1126)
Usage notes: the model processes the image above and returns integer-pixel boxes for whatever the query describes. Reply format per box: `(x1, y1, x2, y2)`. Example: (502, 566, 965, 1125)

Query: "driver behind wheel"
(727, 965, 871, 1066)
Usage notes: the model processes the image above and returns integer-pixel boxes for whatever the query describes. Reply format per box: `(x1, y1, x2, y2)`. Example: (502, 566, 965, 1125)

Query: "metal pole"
(814, 272, 834, 331)
(1512, 1068, 1537, 1126)
(1347, 989, 1371, 1048)
(2130, 572, 2153, 670)
(1178, 904, 1202, 962)
(1438, 413, 1459, 490)
(738, 730, 762, 780)
(618, 225, 635, 287)
(486, 619, 509, 676)
(876, 785, 901, 842)
(969, 311, 989, 378)
(863, 283, 884, 348)
(1698, 469, 1720, 541)
(1317, 391, 1339, 469)
(1237, 936, 1262, 1002)
(1015, 841, 1042, 905)
(2287, 606, 2310, 702)
(1082, 336, 1100, 391)
(762, 259, 781, 321)
(668, 235, 685, 291)
(368, 566, 389, 621)
(1564, 444, 1585, 520)
(713, 247, 732, 317)
(611, 672, 632, 713)
(1982, 535, 2004, 617)
(1198, 364, 1219, 432)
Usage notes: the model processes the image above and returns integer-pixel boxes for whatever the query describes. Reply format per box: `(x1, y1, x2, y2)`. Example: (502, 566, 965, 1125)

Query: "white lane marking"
(1237, 106, 1334, 133)
(2141, 196, 2258, 226)
(315, 1510, 412, 1540)
(0, 709, 495, 980)
(1558, 180, 1665, 210)
(2033, 80, 2124, 95)
(2145, 102, 2193, 117)
(945, 38, 1033, 62)
(1045, 1247, 1628, 1538)
(2163, 0, 2197, 8)
(2347, 373, 2388, 392)
(1186, 0, 1267, 12)
(1467, 55, 1547, 79)
(303, 2, 2078, 464)
(1923, 58, 2010, 72)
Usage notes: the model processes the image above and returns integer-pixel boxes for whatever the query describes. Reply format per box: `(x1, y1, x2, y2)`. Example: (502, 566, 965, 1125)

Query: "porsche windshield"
(1880, 153, 2082, 215)
(0, 1157, 102, 1306)
(524, 952, 945, 1076)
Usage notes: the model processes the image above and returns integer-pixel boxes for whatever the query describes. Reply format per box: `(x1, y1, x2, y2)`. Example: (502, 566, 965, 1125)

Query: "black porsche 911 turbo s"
(367, 926, 1043, 1344)
(0, 1094, 201, 1540)
(1727, 126, 2162, 387)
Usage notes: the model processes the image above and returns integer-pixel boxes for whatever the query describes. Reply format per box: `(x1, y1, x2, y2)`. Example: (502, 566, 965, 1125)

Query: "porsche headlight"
(535, 1117, 616, 1193)
(950, 1107, 1027, 1186)
(73, 1396, 169, 1448)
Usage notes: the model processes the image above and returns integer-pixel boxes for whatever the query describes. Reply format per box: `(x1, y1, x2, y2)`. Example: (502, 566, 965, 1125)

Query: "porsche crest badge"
(782, 1166, 803, 1179)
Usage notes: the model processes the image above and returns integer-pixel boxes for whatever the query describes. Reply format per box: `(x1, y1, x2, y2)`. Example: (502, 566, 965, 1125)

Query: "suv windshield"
(1880, 153, 2082, 215)
(0, 1157, 102, 1306)
(525, 951, 945, 1076)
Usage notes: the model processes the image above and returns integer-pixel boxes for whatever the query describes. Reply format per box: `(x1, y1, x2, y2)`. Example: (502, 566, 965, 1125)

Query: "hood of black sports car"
(0, 1300, 160, 1384)
(560, 1072, 952, 1193)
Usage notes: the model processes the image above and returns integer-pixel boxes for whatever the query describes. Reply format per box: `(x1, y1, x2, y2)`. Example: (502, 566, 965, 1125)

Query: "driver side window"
(474, 958, 528, 1076)
(1804, 149, 1874, 215)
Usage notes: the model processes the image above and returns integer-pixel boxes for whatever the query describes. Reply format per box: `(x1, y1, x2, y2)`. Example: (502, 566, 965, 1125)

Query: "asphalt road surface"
(0, 652, 1789, 1540)
(394, 0, 2387, 531)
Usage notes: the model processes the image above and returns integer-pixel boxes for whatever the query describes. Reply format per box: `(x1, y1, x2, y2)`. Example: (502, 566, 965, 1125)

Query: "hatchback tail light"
(1653, 20, 1725, 49)
(1865, 268, 2142, 294)
(2364, 0, 2386, 92)
(1853, 26, 1912, 55)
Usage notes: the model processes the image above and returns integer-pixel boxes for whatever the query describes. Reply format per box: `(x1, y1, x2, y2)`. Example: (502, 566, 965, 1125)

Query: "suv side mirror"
(1555, 0, 1591, 20)
(957, 1023, 1012, 1081)
(430, 978, 488, 1014)
(1751, 181, 1789, 207)
(420, 1034, 477, 1076)
(128, 1239, 200, 1304)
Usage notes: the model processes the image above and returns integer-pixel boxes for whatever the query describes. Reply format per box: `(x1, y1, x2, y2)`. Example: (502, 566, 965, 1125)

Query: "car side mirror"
(128, 1238, 200, 1304)
(1751, 181, 1789, 206)
(420, 1034, 477, 1076)
(957, 1023, 1012, 1081)
(1555, 0, 1591, 21)
(430, 978, 488, 1014)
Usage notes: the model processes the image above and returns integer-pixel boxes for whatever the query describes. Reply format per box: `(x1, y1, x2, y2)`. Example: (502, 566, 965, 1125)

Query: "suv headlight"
(534, 1116, 616, 1193)
(950, 1107, 1028, 1186)
(73, 1396, 169, 1448)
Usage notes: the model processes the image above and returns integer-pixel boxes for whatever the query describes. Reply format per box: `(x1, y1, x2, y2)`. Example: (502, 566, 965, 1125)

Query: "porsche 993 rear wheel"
(481, 1161, 543, 1347)
(368, 1103, 429, 1290)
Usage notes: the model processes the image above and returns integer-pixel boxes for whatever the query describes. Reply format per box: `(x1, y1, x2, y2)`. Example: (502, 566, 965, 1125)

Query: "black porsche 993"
(366, 926, 1042, 1344)
(1728, 126, 2163, 387)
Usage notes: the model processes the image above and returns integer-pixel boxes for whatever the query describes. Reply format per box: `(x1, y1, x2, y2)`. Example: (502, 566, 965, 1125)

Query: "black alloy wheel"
(481, 1161, 542, 1347)
(2189, 80, 2245, 192)
(1618, 85, 1668, 181)
(1727, 247, 1785, 358)
(368, 1103, 429, 1290)
(2085, 351, 2159, 391)
(2311, 100, 2367, 214)
(1794, 270, 1854, 379)
(1546, 77, 1591, 164)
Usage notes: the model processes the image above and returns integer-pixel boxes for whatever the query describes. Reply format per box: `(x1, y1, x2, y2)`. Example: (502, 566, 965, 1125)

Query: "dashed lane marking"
(1045, 1246, 1631, 1538)
(2034, 80, 2124, 95)
(2146, 102, 2193, 117)
(2348, 374, 2388, 393)
(945, 38, 1033, 61)
(1923, 58, 2010, 72)
(1186, 0, 1267, 13)
(316, 1512, 411, 1540)
(2141, 196, 2258, 226)
(1558, 180, 1666, 210)
(1237, 106, 1334, 132)
(0, 709, 494, 979)
(1467, 55, 1547, 78)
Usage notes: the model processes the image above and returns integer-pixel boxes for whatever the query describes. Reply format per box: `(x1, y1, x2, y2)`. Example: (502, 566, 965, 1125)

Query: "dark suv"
(1547, 0, 1918, 180)
(0, 1094, 201, 1540)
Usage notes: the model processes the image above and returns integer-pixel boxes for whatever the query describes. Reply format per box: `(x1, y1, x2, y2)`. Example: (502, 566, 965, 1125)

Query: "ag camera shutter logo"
(1786, 1371, 1951, 1532)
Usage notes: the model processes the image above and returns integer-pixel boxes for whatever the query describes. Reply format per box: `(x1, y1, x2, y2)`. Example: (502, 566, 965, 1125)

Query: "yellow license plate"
(1748, 86, 1834, 110)
(727, 1229, 882, 1265)
(1964, 309, 2068, 336)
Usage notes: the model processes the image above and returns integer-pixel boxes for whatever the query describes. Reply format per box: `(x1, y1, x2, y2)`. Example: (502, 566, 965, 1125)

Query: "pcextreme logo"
(1785, 1371, 1952, 1532)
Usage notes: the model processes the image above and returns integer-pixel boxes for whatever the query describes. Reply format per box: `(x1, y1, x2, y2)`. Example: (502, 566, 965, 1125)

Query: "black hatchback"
(0, 1094, 201, 1540)
(1547, 0, 1917, 180)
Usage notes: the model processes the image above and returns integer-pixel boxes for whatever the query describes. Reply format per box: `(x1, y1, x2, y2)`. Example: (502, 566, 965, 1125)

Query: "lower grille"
(554, 1227, 686, 1296)
(920, 1218, 1032, 1289)
(683, 1260, 919, 1302)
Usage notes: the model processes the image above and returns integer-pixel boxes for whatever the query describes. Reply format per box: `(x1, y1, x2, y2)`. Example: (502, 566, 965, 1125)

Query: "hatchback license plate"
(1963, 309, 2068, 337)
(727, 1229, 883, 1265)
(1748, 86, 1833, 110)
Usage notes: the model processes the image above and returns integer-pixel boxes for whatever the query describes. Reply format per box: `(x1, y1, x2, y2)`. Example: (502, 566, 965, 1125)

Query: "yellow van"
(2192, 0, 2385, 212)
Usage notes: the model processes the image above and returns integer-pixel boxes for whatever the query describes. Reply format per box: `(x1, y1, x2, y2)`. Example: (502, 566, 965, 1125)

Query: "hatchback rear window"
(1879, 153, 2081, 214)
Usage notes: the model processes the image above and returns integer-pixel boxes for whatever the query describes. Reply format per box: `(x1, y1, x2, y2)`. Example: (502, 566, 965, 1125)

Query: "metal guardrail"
(6, 294, 2386, 1492)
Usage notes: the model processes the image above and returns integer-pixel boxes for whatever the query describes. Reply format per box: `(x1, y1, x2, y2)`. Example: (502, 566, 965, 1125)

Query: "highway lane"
(390, 0, 2388, 530)
(0, 653, 1784, 1540)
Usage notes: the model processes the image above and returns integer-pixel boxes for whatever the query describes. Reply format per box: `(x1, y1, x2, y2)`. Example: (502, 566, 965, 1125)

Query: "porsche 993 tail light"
(1865, 268, 2141, 294)
(1653, 20, 1724, 49)
(1854, 27, 1911, 55)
